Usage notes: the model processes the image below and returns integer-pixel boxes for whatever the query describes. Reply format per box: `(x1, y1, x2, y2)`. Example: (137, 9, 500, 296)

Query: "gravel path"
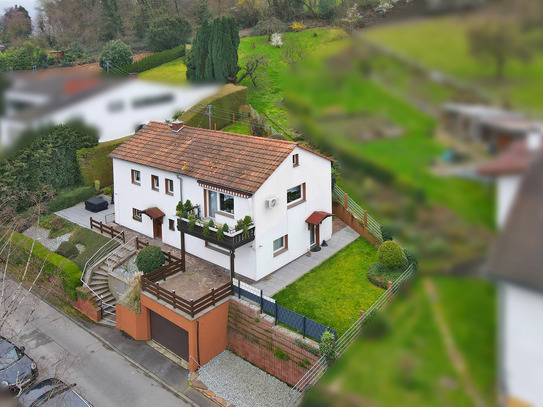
(22, 226, 72, 252)
(197, 351, 300, 407)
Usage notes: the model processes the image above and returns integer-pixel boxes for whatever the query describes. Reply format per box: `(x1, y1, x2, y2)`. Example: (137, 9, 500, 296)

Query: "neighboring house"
(485, 156, 543, 407)
(0, 72, 219, 149)
(442, 103, 532, 154)
(478, 129, 543, 228)
(108, 120, 334, 282)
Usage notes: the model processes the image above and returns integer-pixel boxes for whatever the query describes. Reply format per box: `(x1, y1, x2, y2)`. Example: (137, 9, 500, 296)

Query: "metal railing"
(105, 236, 137, 272)
(81, 230, 125, 285)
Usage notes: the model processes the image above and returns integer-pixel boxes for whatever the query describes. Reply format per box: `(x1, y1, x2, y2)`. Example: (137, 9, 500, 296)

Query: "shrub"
(50, 217, 65, 231)
(216, 228, 225, 241)
(251, 17, 286, 38)
(99, 40, 133, 71)
(103, 187, 113, 196)
(362, 311, 390, 339)
(271, 33, 283, 48)
(118, 45, 185, 74)
(295, 339, 320, 356)
(145, 16, 192, 52)
(380, 225, 394, 242)
(48, 186, 96, 212)
(403, 249, 418, 270)
(319, 331, 336, 366)
(274, 348, 290, 361)
(136, 246, 165, 274)
(75, 286, 91, 302)
(10, 233, 82, 300)
(290, 21, 307, 32)
(77, 136, 129, 187)
(55, 241, 79, 259)
(119, 273, 142, 313)
(367, 262, 404, 289)
(377, 241, 404, 269)
(222, 223, 229, 232)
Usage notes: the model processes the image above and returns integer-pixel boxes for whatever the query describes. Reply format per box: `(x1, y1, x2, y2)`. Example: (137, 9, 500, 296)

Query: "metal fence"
(232, 278, 337, 341)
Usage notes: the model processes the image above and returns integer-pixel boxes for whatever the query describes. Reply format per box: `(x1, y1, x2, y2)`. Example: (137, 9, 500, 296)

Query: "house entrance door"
(153, 217, 163, 239)
(310, 224, 319, 247)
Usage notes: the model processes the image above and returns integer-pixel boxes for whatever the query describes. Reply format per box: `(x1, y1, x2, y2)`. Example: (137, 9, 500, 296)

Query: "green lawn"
(69, 227, 118, 270)
(139, 58, 187, 84)
(222, 122, 252, 135)
(365, 15, 543, 113)
(273, 238, 383, 336)
(302, 277, 496, 407)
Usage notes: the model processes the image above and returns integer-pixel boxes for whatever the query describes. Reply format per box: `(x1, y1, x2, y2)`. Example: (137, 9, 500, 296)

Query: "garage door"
(150, 311, 189, 361)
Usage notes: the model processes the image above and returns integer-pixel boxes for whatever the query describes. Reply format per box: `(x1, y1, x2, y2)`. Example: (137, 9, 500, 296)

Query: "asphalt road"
(0, 280, 191, 407)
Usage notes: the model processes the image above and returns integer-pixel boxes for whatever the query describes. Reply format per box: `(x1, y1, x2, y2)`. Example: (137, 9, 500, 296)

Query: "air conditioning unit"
(265, 197, 279, 209)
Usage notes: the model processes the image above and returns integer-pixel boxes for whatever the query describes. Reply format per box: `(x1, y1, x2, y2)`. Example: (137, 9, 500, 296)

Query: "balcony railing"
(177, 218, 255, 250)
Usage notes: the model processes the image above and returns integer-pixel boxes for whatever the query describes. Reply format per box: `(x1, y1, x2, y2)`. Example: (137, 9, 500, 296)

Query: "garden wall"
(227, 298, 320, 387)
(332, 203, 381, 248)
(72, 296, 101, 323)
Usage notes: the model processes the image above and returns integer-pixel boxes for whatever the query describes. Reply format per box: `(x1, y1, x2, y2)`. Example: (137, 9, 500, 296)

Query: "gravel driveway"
(197, 351, 300, 407)
(22, 226, 71, 252)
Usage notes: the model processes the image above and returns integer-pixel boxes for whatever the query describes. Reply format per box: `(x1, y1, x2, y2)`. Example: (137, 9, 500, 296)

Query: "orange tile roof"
(109, 122, 328, 194)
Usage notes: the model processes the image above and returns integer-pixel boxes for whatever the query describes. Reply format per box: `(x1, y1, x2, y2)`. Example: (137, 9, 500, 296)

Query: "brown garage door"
(150, 311, 189, 361)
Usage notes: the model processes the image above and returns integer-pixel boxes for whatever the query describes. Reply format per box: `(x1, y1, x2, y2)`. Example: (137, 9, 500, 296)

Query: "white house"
(0, 72, 219, 149)
(108, 121, 334, 282)
(482, 131, 543, 407)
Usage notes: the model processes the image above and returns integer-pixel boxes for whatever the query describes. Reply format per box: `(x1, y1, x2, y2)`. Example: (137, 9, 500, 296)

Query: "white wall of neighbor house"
(112, 145, 332, 281)
(502, 282, 543, 407)
(497, 175, 522, 229)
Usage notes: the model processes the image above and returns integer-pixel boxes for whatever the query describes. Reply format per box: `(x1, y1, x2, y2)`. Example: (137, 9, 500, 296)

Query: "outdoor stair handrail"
(105, 236, 137, 273)
(81, 229, 126, 285)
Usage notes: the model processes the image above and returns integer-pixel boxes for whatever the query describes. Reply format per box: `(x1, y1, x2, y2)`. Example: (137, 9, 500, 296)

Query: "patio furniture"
(85, 196, 109, 213)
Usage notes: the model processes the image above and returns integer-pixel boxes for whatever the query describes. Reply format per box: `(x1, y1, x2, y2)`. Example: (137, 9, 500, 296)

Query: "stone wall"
(227, 298, 320, 386)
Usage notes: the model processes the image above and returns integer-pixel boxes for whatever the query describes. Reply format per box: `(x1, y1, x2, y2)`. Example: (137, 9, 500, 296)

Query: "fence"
(90, 217, 125, 243)
(248, 105, 292, 140)
(135, 237, 181, 263)
(232, 278, 337, 341)
(332, 184, 382, 241)
(141, 262, 232, 317)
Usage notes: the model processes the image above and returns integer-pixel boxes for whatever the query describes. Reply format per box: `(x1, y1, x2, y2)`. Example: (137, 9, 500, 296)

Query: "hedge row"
(48, 186, 96, 212)
(9, 232, 82, 300)
(119, 45, 185, 74)
(76, 136, 131, 187)
(180, 84, 248, 130)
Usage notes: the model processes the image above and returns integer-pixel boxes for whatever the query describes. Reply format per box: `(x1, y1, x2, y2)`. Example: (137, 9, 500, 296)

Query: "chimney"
(527, 125, 542, 154)
(171, 120, 184, 132)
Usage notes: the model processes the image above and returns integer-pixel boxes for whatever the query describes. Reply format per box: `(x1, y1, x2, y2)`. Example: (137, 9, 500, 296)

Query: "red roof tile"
(305, 211, 334, 225)
(478, 140, 543, 176)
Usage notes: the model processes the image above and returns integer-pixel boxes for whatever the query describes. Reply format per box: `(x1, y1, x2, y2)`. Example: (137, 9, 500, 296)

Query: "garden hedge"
(377, 241, 404, 269)
(119, 45, 185, 74)
(180, 84, 248, 130)
(136, 245, 165, 274)
(77, 136, 131, 187)
(9, 232, 82, 300)
(367, 262, 404, 290)
(47, 186, 96, 212)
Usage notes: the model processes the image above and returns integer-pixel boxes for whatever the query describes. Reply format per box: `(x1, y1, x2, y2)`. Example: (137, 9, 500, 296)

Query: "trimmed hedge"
(77, 136, 131, 187)
(47, 186, 96, 212)
(377, 241, 404, 269)
(119, 45, 185, 74)
(10, 233, 82, 300)
(180, 84, 248, 130)
(367, 262, 404, 290)
(55, 241, 79, 259)
(136, 246, 165, 274)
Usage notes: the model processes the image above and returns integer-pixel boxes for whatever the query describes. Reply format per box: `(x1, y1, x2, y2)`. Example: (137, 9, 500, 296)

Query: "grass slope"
(139, 58, 187, 84)
(273, 238, 383, 336)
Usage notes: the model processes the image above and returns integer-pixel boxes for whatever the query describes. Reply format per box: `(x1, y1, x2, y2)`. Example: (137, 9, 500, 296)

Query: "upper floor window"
(207, 190, 235, 218)
(287, 183, 306, 208)
(219, 193, 234, 214)
(151, 175, 159, 191)
(166, 178, 174, 195)
(292, 154, 299, 167)
(131, 169, 141, 185)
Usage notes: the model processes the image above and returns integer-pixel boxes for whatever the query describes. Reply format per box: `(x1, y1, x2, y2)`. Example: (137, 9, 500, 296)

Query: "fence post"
(190, 299, 194, 318)
(260, 290, 263, 314)
(274, 301, 278, 325)
(212, 288, 216, 306)
(303, 316, 306, 339)
(172, 291, 176, 309)
(156, 282, 160, 301)
(237, 279, 241, 299)
(344, 193, 348, 209)
(388, 281, 392, 300)
(364, 211, 368, 229)
(214, 123, 216, 130)
(122, 231, 125, 243)
(232, 113, 235, 123)
(89, 217, 93, 230)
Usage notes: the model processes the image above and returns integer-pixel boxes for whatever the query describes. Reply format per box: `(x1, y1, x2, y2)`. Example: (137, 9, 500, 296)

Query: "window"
(151, 175, 159, 191)
(287, 183, 306, 208)
(207, 190, 217, 217)
(131, 169, 141, 185)
(108, 100, 124, 113)
(273, 235, 288, 257)
(133, 208, 142, 222)
(219, 193, 234, 215)
(169, 219, 175, 231)
(292, 154, 299, 167)
(166, 178, 174, 195)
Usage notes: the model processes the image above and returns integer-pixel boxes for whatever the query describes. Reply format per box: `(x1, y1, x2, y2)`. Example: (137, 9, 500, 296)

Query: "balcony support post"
(229, 249, 235, 282)
(180, 231, 186, 273)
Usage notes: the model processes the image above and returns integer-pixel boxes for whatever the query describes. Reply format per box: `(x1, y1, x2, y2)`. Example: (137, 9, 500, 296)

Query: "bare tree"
(281, 40, 308, 69)
(235, 54, 269, 86)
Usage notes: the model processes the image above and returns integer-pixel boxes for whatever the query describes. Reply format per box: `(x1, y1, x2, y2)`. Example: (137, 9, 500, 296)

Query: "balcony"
(177, 217, 255, 250)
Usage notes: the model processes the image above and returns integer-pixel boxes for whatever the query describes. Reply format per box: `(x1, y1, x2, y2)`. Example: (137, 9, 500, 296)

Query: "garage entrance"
(150, 311, 189, 361)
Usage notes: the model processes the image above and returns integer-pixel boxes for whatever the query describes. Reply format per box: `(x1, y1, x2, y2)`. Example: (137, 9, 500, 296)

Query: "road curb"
(30, 293, 200, 407)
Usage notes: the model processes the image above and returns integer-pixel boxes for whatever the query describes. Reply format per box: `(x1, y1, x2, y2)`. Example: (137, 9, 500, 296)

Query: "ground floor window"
(273, 235, 288, 257)
(169, 219, 175, 231)
(133, 208, 142, 222)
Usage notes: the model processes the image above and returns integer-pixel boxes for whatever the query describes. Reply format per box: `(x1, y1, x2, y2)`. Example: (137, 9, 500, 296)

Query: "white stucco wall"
(112, 144, 332, 281)
(502, 282, 543, 406)
(497, 175, 522, 229)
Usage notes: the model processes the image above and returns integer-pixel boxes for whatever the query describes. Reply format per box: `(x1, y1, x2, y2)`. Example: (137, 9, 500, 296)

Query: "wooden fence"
(141, 261, 232, 317)
(90, 217, 125, 243)
(135, 237, 181, 263)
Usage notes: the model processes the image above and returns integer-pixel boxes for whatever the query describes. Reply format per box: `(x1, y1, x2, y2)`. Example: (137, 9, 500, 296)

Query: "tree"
(468, 21, 532, 80)
(251, 17, 286, 41)
(2, 5, 32, 43)
(318, 0, 335, 21)
(145, 15, 192, 52)
(99, 40, 133, 71)
(281, 39, 308, 68)
(236, 54, 268, 86)
(186, 17, 240, 82)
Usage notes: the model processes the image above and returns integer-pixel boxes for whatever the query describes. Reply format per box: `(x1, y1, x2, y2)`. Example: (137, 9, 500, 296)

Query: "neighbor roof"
(109, 122, 331, 194)
(478, 139, 543, 176)
(485, 157, 543, 291)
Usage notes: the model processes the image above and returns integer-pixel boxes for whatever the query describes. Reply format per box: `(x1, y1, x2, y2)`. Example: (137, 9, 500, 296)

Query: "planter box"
(177, 218, 255, 250)
(116, 303, 150, 341)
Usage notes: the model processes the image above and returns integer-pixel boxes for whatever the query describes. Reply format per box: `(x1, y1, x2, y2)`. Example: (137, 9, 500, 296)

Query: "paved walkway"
(252, 226, 360, 296)
(55, 194, 115, 227)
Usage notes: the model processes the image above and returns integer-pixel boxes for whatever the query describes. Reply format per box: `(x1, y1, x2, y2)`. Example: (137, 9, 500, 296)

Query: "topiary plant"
(136, 245, 165, 274)
(377, 241, 404, 269)
(380, 225, 393, 242)
(320, 331, 336, 366)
